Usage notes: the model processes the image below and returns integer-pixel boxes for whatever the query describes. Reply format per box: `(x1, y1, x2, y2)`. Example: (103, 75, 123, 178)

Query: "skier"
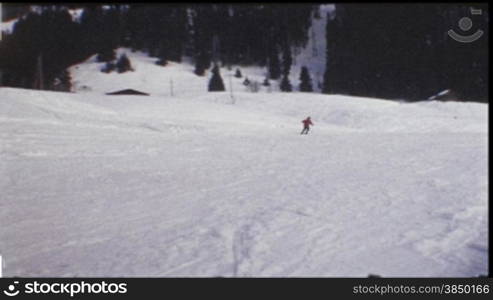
(300, 116, 313, 134)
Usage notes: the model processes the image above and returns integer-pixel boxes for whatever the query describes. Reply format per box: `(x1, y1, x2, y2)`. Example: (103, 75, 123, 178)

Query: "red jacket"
(302, 118, 313, 127)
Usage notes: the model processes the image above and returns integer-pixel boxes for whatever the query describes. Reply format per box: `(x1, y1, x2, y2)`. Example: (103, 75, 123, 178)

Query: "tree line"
(322, 4, 488, 102)
(0, 4, 315, 91)
(0, 4, 488, 102)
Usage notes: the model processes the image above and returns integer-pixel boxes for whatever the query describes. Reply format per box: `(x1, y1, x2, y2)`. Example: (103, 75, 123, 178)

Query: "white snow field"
(0, 51, 488, 277)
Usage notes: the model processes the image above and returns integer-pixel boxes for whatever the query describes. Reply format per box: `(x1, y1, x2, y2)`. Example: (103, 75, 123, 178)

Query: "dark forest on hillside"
(0, 3, 488, 102)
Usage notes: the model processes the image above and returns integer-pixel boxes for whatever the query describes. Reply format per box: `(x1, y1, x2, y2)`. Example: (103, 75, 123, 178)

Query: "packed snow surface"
(0, 51, 488, 277)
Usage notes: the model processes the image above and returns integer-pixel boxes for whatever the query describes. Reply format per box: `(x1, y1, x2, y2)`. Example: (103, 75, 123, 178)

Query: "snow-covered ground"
(0, 50, 488, 277)
(1, 17, 16, 36)
(71, 49, 288, 96)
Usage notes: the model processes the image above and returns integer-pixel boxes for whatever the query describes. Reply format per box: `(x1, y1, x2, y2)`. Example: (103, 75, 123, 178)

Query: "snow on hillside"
(70, 48, 486, 133)
(70, 49, 282, 97)
(1, 18, 17, 35)
(0, 50, 488, 277)
(72, 3, 334, 98)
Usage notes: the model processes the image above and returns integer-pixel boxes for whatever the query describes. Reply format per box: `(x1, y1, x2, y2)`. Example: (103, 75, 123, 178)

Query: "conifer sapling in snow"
(268, 50, 281, 80)
(116, 54, 133, 73)
(280, 74, 292, 92)
(299, 66, 313, 92)
(208, 64, 225, 91)
(234, 68, 242, 78)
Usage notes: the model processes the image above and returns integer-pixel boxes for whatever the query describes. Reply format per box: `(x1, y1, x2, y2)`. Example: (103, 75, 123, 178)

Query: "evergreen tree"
(155, 45, 168, 66)
(191, 5, 213, 75)
(280, 74, 292, 92)
(79, 6, 106, 58)
(281, 44, 292, 77)
(262, 77, 271, 86)
(234, 68, 242, 78)
(299, 66, 313, 92)
(194, 58, 206, 76)
(208, 64, 225, 91)
(322, 12, 340, 94)
(243, 77, 251, 86)
(1, 4, 486, 102)
(268, 47, 281, 80)
(194, 50, 210, 76)
(0, 8, 82, 90)
(322, 4, 488, 101)
(101, 6, 123, 58)
(116, 53, 133, 73)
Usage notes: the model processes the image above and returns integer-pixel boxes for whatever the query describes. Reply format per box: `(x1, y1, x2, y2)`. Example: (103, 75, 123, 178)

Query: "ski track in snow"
(0, 64, 488, 277)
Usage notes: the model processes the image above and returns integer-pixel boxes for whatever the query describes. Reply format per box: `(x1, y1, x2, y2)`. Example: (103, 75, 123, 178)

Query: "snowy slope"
(0, 54, 488, 277)
(70, 49, 282, 96)
(0, 89, 487, 277)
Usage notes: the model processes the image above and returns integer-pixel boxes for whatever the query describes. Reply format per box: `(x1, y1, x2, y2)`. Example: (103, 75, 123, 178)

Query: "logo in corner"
(448, 8, 484, 43)
(3, 281, 20, 297)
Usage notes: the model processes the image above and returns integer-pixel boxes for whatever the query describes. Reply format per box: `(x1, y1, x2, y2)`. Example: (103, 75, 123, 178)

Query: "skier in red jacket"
(301, 116, 313, 134)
